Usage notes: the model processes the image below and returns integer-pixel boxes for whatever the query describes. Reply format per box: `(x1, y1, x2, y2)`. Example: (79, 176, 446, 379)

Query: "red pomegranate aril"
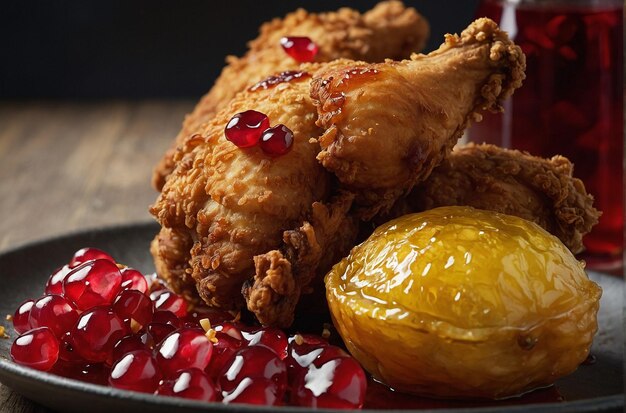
(120, 268, 148, 294)
(63, 259, 122, 310)
(110, 335, 148, 366)
(280, 36, 318, 62)
(242, 328, 288, 359)
(222, 378, 282, 405)
(30, 294, 79, 338)
(214, 322, 244, 341)
(109, 349, 162, 393)
(145, 323, 177, 347)
(113, 290, 153, 328)
(58, 332, 83, 362)
(150, 290, 187, 318)
(52, 361, 110, 386)
(219, 345, 287, 398)
(157, 368, 217, 401)
(224, 110, 270, 148)
(13, 299, 35, 334)
(11, 327, 60, 371)
(70, 307, 129, 363)
(69, 247, 115, 268)
(291, 356, 367, 409)
(45, 264, 72, 295)
(151, 310, 182, 327)
(259, 125, 294, 156)
(155, 328, 213, 378)
(205, 331, 244, 379)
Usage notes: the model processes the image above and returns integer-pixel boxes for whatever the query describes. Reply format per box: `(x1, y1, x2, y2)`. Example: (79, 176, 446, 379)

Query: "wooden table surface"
(0, 100, 194, 412)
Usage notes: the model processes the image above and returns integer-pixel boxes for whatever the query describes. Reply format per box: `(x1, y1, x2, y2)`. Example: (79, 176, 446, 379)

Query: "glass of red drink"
(469, 0, 624, 272)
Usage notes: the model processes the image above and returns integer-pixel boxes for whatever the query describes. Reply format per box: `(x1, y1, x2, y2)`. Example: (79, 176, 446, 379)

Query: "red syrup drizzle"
(248, 71, 310, 92)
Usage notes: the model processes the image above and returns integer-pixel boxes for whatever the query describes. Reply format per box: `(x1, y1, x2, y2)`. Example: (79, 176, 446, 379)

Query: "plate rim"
(0, 222, 623, 413)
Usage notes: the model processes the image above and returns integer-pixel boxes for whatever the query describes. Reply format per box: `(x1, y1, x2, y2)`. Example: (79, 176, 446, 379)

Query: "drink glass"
(469, 0, 624, 271)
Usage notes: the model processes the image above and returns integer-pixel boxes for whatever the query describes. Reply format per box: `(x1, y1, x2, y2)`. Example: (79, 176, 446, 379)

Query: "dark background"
(0, 1, 481, 99)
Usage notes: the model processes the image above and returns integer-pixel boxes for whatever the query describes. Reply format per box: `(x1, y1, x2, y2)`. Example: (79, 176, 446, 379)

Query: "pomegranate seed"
(280, 36, 318, 62)
(11, 327, 59, 371)
(219, 345, 287, 404)
(214, 322, 244, 341)
(110, 335, 148, 366)
(222, 378, 282, 405)
(150, 290, 187, 318)
(205, 331, 244, 379)
(242, 328, 288, 359)
(157, 368, 217, 401)
(30, 294, 79, 338)
(291, 357, 367, 409)
(70, 307, 129, 362)
(120, 268, 148, 294)
(113, 290, 153, 328)
(63, 259, 122, 310)
(152, 310, 182, 327)
(260, 125, 294, 156)
(224, 110, 270, 148)
(109, 350, 162, 393)
(155, 328, 213, 378)
(69, 247, 115, 268)
(13, 299, 35, 334)
(45, 265, 72, 295)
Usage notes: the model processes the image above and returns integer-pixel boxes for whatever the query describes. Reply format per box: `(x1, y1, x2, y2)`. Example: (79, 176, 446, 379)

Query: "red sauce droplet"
(260, 125, 294, 157)
(224, 110, 270, 148)
(249, 71, 311, 92)
(280, 36, 318, 62)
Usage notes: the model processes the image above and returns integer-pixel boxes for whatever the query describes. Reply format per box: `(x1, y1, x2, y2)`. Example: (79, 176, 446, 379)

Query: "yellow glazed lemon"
(325, 206, 601, 399)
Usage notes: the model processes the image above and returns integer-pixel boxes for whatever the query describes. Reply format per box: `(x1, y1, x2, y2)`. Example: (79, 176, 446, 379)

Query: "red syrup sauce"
(468, 1, 624, 267)
(248, 70, 310, 92)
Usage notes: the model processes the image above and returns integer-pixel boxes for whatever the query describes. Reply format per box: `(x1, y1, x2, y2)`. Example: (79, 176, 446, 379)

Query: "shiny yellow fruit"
(326, 206, 601, 399)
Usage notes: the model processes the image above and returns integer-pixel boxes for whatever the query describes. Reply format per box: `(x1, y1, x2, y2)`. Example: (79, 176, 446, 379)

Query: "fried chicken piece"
(311, 17, 526, 219)
(152, 19, 526, 327)
(407, 143, 601, 253)
(152, 1, 429, 191)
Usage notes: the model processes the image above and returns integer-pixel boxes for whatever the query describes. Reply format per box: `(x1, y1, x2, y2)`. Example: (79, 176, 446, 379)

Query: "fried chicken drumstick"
(151, 18, 526, 327)
(152, 1, 430, 191)
(406, 143, 600, 253)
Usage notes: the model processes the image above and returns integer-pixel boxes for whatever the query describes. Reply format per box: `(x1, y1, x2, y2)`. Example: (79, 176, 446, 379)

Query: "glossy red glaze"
(259, 124, 294, 156)
(241, 327, 288, 359)
(224, 110, 270, 148)
(157, 368, 218, 401)
(280, 36, 318, 62)
(70, 307, 129, 362)
(30, 294, 79, 338)
(69, 247, 115, 268)
(11, 327, 60, 371)
(109, 349, 162, 393)
(12, 299, 35, 334)
(249, 70, 310, 92)
(155, 329, 213, 378)
(63, 259, 122, 310)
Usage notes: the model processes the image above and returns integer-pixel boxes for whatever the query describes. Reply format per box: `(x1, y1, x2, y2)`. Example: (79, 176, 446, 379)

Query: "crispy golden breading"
(407, 143, 600, 253)
(311, 18, 526, 218)
(151, 18, 526, 327)
(152, 1, 429, 191)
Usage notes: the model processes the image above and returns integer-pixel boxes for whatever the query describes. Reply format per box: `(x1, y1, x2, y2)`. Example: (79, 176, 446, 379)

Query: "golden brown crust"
(407, 143, 600, 253)
(152, 1, 429, 191)
(310, 18, 526, 219)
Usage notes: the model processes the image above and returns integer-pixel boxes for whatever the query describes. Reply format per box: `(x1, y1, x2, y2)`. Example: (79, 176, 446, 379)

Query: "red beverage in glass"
(469, 0, 624, 270)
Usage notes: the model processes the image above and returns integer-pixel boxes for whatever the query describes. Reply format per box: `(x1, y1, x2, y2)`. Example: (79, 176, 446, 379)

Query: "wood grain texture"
(0, 100, 194, 412)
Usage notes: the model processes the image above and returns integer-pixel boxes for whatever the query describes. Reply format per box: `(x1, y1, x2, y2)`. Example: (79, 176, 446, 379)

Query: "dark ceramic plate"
(0, 223, 623, 413)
